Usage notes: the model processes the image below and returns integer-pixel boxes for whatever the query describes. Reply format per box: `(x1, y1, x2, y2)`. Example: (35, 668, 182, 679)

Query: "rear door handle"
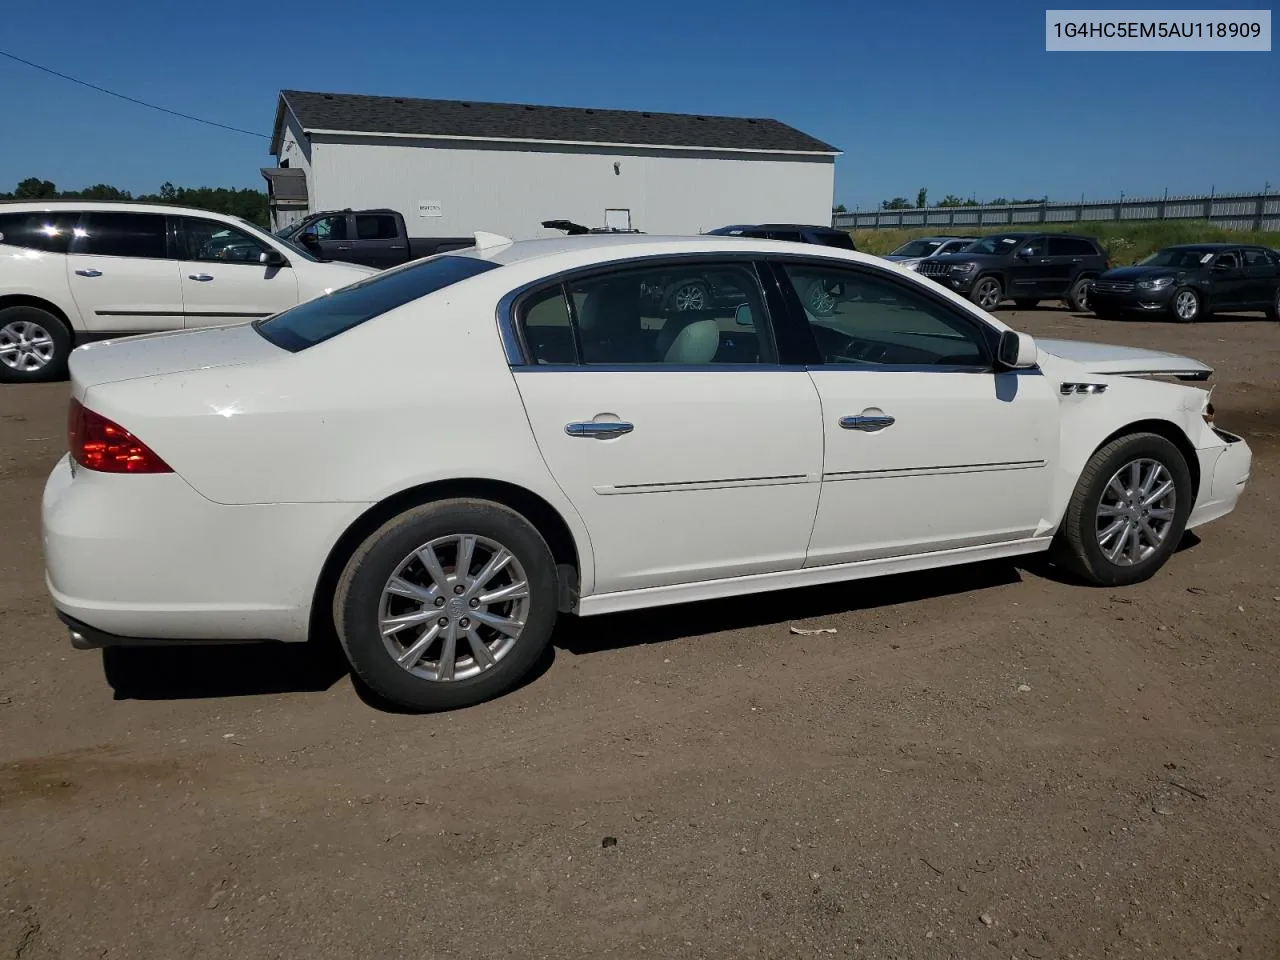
(565, 421, 634, 439)
(74, 269, 102, 278)
(840, 414, 895, 432)
(188, 273, 214, 282)
(336, 245, 350, 250)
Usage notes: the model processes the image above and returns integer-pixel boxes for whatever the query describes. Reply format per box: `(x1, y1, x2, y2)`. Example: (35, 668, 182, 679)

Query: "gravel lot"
(2, 307, 1277, 959)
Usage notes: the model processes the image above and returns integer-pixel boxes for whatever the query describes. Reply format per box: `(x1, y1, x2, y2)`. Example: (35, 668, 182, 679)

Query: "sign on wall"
(418, 200, 443, 218)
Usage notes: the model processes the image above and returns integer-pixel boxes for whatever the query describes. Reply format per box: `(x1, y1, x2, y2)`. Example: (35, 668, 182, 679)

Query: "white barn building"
(262, 89, 839, 238)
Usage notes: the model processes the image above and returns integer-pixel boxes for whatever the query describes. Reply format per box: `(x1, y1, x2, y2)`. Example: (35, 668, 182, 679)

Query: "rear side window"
(255, 255, 501, 351)
(71, 212, 168, 259)
(356, 215, 398, 240)
(0, 211, 81, 253)
(1048, 236, 1099, 256)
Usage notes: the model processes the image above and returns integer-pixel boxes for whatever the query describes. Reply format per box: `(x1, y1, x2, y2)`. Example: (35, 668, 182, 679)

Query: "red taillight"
(67, 399, 173, 474)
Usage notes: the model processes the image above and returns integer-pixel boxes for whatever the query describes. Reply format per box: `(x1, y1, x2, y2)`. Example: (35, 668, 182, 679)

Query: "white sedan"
(43, 232, 1252, 711)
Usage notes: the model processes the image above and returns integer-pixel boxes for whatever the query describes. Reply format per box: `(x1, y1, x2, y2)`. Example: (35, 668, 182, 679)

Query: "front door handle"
(188, 273, 214, 282)
(74, 269, 103, 278)
(840, 414, 895, 432)
(565, 421, 634, 439)
(336, 245, 350, 251)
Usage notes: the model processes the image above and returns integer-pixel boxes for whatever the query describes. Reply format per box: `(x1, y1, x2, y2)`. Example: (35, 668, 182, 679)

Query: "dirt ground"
(2, 307, 1277, 959)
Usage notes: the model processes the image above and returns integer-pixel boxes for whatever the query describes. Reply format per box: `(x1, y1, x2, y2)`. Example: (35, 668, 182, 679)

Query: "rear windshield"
(255, 255, 499, 351)
(814, 231, 856, 250)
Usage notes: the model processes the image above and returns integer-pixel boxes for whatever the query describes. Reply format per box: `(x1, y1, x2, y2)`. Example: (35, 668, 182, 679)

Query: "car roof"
(450, 232, 870, 269)
(1163, 242, 1240, 250)
(711, 223, 844, 233)
(0, 199, 253, 221)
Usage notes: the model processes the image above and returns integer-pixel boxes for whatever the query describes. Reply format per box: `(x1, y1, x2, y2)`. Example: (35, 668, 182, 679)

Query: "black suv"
(916, 232, 1108, 311)
(705, 223, 856, 250)
(1091, 243, 1280, 323)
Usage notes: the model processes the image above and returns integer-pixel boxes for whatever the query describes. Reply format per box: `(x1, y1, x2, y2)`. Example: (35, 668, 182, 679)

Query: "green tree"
(881, 197, 912, 210)
(832, 203, 847, 214)
(14, 177, 59, 200)
(916, 187, 928, 209)
(938, 194, 966, 208)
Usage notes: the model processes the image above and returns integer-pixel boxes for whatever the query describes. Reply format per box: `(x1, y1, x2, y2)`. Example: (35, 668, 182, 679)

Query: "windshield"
(231, 216, 320, 263)
(964, 235, 1026, 256)
(1138, 247, 1218, 268)
(890, 239, 945, 258)
(255, 255, 500, 351)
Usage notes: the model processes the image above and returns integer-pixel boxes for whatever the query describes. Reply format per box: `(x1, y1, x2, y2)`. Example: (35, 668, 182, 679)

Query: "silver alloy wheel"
(0, 319, 55, 372)
(807, 282, 837, 315)
(673, 283, 707, 311)
(1174, 290, 1199, 321)
(975, 279, 1001, 310)
(1075, 281, 1090, 309)
(1095, 458, 1177, 566)
(378, 534, 530, 682)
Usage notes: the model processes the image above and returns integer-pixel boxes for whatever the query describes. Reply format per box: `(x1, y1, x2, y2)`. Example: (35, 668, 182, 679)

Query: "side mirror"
(1015, 247, 1034, 259)
(298, 230, 320, 247)
(997, 329, 1038, 369)
(260, 248, 287, 267)
(734, 303, 754, 326)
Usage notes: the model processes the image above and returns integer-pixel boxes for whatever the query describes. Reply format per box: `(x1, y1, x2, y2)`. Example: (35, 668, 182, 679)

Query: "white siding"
(307, 136, 834, 239)
(277, 109, 313, 192)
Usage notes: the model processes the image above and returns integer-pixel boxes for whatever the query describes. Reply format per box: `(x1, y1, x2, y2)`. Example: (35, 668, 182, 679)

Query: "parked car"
(882, 236, 979, 270)
(1090, 244, 1280, 323)
(277, 208, 474, 269)
(916, 232, 1109, 311)
(0, 201, 377, 383)
(705, 223, 857, 250)
(44, 232, 1250, 711)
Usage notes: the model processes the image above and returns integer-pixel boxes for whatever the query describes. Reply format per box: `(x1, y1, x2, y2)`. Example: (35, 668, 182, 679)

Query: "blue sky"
(1, 0, 1275, 210)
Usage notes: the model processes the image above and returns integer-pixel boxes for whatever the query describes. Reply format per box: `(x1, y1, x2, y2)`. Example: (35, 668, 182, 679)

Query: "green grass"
(850, 220, 1280, 265)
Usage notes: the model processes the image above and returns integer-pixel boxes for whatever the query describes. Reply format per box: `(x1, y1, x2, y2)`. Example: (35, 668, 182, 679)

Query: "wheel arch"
(309, 478, 589, 643)
(0, 294, 74, 336)
(1094, 418, 1201, 499)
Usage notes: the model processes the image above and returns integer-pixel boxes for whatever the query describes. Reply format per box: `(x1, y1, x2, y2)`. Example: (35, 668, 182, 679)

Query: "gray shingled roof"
(275, 90, 838, 155)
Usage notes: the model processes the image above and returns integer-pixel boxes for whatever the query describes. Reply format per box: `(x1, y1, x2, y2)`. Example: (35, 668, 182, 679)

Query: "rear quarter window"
(255, 255, 500, 352)
(0, 211, 81, 253)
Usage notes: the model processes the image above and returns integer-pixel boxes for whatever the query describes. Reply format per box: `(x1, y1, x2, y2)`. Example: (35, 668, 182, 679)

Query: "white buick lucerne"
(42, 232, 1252, 710)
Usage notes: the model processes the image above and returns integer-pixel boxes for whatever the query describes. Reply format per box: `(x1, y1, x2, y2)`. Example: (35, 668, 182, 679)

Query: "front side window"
(777, 262, 991, 368)
(71, 212, 167, 259)
(356, 215, 398, 240)
(256, 255, 500, 352)
(178, 217, 270, 264)
(966, 235, 1026, 256)
(516, 261, 774, 366)
(0, 211, 81, 254)
(311, 215, 348, 241)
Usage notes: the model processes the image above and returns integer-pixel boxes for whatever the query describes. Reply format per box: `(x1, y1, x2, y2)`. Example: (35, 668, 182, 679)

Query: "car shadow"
(554, 560, 1023, 656)
(1015, 529, 1202, 586)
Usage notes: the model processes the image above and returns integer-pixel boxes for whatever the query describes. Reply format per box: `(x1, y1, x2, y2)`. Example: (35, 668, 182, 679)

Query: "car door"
(1038, 236, 1079, 297)
(351, 213, 407, 269)
(306, 213, 355, 262)
(1241, 247, 1279, 306)
(1005, 236, 1049, 297)
(174, 216, 300, 327)
(767, 257, 1059, 565)
(64, 211, 183, 333)
(508, 256, 824, 596)
(1206, 250, 1248, 309)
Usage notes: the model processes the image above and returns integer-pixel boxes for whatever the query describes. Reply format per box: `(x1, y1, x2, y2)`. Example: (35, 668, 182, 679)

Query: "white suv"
(0, 201, 378, 383)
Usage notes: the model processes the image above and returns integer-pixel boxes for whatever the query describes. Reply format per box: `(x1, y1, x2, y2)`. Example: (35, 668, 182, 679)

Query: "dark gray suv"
(916, 232, 1109, 311)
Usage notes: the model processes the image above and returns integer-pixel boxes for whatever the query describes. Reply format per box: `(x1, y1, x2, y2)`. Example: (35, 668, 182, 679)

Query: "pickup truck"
(276, 208, 473, 269)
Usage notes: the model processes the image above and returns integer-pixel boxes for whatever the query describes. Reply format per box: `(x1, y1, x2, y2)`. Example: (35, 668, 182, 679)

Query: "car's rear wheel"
(1265, 286, 1280, 321)
(1013, 298, 1039, 310)
(969, 276, 1002, 311)
(667, 280, 710, 312)
(1065, 277, 1093, 312)
(334, 499, 559, 711)
(1171, 288, 1201, 323)
(1052, 433, 1192, 587)
(0, 305, 72, 383)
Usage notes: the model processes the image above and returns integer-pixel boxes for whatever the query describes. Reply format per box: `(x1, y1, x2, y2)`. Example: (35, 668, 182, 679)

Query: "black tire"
(1265, 286, 1279, 322)
(333, 498, 559, 711)
(1051, 432, 1193, 588)
(968, 276, 1003, 311)
(1013, 299, 1039, 310)
(1065, 277, 1093, 313)
(666, 279, 711, 312)
(1170, 287, 1201, 323)
(0, 305, 72, 384)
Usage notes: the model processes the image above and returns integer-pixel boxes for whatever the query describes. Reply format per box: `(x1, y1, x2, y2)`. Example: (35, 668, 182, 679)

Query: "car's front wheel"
(1171, 288, 1201, 323)
(1265, 286, 1279, 322)
(1052, 433, 1193, 587)
(969, 276, 1003, 311)
(1065, 277, 1093, 312)
(334, 499, 559, 711)
(0, 305, 72, 383)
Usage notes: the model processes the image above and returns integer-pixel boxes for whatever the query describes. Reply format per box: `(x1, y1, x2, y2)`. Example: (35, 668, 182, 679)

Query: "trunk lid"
(1037, 338, 1212, 380)
(69, 323, 284, 395)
